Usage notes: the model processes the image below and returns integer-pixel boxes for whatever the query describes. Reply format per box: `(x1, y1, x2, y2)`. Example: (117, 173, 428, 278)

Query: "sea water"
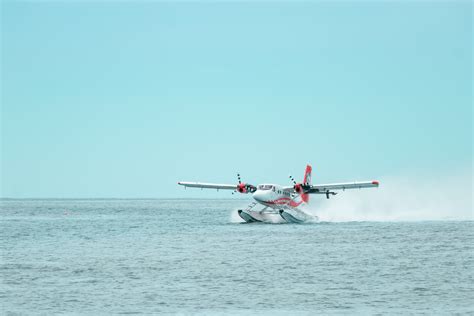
(1, 199, 473, 315)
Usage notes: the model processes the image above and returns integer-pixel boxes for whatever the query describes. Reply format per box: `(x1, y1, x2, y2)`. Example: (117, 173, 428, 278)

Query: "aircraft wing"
(307, 181, 379, 193)
(282, 180, 379, 193)
(178, 182, 236, 190)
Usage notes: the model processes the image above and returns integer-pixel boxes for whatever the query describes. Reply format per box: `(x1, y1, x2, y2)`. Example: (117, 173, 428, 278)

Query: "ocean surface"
(1, 199, 473, 315)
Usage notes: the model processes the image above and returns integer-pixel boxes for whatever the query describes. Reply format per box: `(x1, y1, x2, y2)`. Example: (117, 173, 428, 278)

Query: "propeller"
(289, 175, 297, 185)
(290, 175, 305, 193)
(235, 173, 256, 194)
(232, 173, 241, 195)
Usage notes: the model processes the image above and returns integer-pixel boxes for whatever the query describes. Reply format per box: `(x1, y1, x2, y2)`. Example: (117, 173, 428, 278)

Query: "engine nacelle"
(294, 183, 310, 194)
(237, 183, 247, 193)
(294, 183, 303, 193)
(237, 183, 257, 194)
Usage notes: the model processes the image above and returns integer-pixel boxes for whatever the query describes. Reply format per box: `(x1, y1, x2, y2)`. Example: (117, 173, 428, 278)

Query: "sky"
(1, 1, 472, 198)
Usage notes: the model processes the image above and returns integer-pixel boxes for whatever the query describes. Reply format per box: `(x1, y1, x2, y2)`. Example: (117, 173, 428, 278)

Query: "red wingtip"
(372, 180, 379, 185)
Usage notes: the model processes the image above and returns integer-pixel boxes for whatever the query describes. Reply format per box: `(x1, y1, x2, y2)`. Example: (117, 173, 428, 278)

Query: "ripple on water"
(1, 199, 473, 314)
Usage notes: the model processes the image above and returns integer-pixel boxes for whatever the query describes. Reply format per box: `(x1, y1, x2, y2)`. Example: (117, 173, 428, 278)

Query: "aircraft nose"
(253, 191, 264, 202)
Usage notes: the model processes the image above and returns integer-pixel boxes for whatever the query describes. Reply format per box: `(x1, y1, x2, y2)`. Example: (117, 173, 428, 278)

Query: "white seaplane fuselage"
(236, 184, 312, 224)
(251, 184, 302, 208)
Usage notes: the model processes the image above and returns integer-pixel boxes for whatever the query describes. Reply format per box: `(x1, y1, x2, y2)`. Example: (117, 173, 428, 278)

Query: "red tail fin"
(301, 164, 312, 203)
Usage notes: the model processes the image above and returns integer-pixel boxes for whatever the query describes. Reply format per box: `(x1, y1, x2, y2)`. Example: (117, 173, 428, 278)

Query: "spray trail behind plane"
(308, 170, 472, 222)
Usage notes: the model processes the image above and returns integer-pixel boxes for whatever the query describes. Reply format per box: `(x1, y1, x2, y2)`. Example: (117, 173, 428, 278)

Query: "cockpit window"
(258, 185, 274, 190)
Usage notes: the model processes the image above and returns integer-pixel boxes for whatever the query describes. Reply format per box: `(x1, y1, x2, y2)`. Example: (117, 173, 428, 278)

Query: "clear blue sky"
(1, 1, 472, 198)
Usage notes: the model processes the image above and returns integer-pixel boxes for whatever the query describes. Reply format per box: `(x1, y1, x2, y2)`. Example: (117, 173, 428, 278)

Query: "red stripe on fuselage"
(263, 197, 291, 204)
(260, 197, 303, 208)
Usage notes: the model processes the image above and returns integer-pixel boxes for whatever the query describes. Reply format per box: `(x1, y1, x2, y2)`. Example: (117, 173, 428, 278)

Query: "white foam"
(305, 169, 473, 222)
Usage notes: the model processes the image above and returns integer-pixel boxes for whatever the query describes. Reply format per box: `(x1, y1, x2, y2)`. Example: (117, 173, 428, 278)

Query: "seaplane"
(178, 164, 379, 223)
